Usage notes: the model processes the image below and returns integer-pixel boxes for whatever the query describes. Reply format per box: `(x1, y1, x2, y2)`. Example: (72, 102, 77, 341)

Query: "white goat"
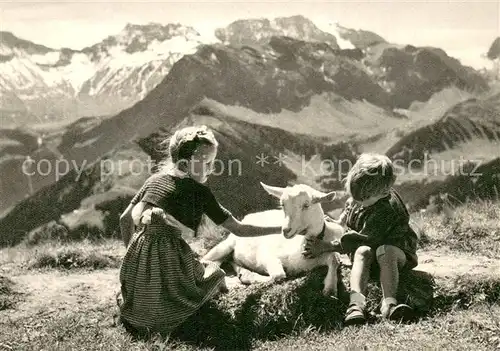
(203, 182, 345, 296)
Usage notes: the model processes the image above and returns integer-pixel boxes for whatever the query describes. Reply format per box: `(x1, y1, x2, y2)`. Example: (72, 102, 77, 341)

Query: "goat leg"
(322, 253, 340, 297)
(263, 257, 287, 282)
(202, 234, 236, 265)
(236, 266, 272, 285)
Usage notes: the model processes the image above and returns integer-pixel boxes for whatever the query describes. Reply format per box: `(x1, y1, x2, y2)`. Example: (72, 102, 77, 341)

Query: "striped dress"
(118, 172, 232, 336)
(340, 188, 418, 270)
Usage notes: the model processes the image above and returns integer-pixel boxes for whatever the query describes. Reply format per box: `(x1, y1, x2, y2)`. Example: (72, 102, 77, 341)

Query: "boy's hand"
(302, 237, 329, 258)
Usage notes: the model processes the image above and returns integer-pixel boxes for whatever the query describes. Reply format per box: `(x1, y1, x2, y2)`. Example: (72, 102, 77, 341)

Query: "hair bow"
(185, 127, 208, 141)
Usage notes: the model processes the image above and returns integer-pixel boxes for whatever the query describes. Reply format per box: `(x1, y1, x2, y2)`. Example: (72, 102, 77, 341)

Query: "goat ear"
(311, 191, 337, 204)
(260, 182, 285, 199)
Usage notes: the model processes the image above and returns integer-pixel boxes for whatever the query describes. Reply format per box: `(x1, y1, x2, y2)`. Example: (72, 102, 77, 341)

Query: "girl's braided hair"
(158, 125, 218, 173)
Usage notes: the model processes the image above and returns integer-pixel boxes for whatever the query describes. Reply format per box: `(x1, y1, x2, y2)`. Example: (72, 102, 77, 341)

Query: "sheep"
(202, 182, 345, 296)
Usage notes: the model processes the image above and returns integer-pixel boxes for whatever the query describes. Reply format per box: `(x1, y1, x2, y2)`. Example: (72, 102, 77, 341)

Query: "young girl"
(303, 153, 418, 325)
(117, 125, 282, 337)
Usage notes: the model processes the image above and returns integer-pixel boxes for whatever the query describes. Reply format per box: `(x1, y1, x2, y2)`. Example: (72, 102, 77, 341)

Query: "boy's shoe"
(344, 303, 366, 326)
(219, 278, 229, 294)
(382, 303, 414, 322)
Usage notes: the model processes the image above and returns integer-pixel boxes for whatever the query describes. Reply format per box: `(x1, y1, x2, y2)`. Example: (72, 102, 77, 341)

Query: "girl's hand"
(131, 201, 146, 226)
(141, 207, 195, 235)
(140, 207, 163, 225)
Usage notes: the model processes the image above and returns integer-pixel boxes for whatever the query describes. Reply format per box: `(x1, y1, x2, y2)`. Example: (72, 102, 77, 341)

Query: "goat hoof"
(219, 284, 229, 294)
(322, 288, 337, 297)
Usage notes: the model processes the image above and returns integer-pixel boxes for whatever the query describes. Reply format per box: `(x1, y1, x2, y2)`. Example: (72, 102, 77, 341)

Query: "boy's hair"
(344, 153, 396, 201)
(158, 125, 218, 172)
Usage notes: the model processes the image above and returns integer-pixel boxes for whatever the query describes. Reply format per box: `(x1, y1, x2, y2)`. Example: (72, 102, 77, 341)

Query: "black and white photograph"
(0, 0, 499, 349)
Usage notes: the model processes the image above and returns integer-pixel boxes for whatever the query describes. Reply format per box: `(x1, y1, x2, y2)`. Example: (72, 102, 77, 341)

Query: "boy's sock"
(381, 297, 398, 316)
(349, 291, 367, 309)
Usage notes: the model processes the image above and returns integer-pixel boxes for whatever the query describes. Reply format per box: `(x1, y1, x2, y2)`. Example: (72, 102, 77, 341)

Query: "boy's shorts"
(343, 232, 418, 280)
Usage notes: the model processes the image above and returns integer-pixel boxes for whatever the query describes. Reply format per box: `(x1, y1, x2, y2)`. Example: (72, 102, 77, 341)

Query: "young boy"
(303, 153, 418, 325)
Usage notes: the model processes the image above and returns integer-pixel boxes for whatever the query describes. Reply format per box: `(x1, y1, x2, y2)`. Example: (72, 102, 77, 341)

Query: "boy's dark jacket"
(326, 189, 418, 259)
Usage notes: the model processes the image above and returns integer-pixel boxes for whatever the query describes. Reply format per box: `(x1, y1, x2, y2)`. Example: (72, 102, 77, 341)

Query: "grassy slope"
(359, 86, 476, 154)
(1, 84, 496, 234)
(0, 201, 499, 350)
(208, 93, 403, 141)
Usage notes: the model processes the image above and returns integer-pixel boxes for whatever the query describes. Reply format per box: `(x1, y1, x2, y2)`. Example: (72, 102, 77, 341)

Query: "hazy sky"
(1, 1, 499, 68)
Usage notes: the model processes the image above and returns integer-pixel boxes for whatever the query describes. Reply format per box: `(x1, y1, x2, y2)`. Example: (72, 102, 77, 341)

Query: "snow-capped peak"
(213, 15, 340, 49)
(0, 22, 209, 120)
(116, 22, 200, 47)
(327, 23, 356, 49)
(315, 20, 390, 51)
(82, 22, 202, 62)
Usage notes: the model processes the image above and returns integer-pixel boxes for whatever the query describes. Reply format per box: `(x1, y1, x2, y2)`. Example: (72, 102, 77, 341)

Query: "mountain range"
(2, 16, 496, 126)
(0, 23, 208, 126)
(0, 16, 373, 126)
(0, 15, 499, 247)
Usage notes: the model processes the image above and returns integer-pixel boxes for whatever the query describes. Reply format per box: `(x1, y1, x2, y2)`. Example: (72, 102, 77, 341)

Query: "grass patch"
(253, 303, 500, 351)
(434, 274, 500, 312)
(412, 200, 500, 257)
(0, 275, 20, 311)
(1, 284, 499, 351)
(30, 247, 121, 270)
(0, 239, 125, 272)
